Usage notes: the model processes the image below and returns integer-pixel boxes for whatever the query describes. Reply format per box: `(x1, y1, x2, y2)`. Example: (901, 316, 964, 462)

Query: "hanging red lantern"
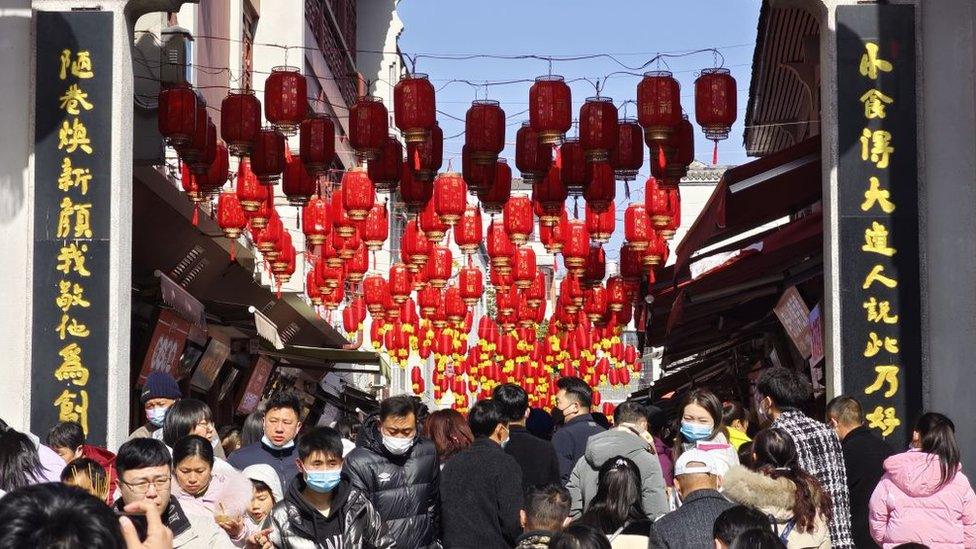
(454, 205, 482, 254)
(264, 66, 307, 136)
(420, 199, 448, 243)
(299, 114, 335, 176)
(247, 191, 273, 230)
(563, 219, 590, 274)
(349, 95, 389, 159)
(560, 139, 587, 196)
(513, 247, 537, 290)
(695, 67, 737, 162)
(217, 191, 247, 239)
(341, 167, 375, 221)
(661, 187, 681, 240)
(334, 228, 361, 260)
(221, 89, 261, 157)
(477, 159, 511, 214)
(462, 143, 495, 194)
(651, 114, 695, 181)
(331, 190, 356, 238)
(610, 119, 644, 181)
(389, 262, 412, 304)
(418, 286, 442, 317)
(236, 160, 266, 212)
(369, 136, 402, 193)
(251, 127, 286, 183)
(177, 99, 207, 166)
(644, 232, 666, 267)
(444, 286, 466, 323)
(561, 274, 585, 309)
(408, 122, 443, 182)
(403, 219, 432, 269)
(465, 100, 505, 165)
(637, 70, 681, 144)
(362, 202, 388, 251)
(302, 196, 331, 246)
(580, 96, 619, 162)
(586, 201, 615, 244)
(158, 83, 198, 147)
(486, 219, 515, 273)
(363, 275, 390, 315)
(427, 246, 452, 288)
(607, 276, 628, 312)
(257, 213, 283, 254)
(490, 266, 513, 292)
(434, 172, 466, 226)
(624, 203, 652, 251)
(393, 73, 436, 143)
(307, 270, 323, 306)
(584, 286, 608, 323)
(282, 151, 317, 206)
(620, 243, 646, 282)
(582, 246, 606, 288)
(345, 243, 368, 283)
(503, 195, 533, 246)
(459, 266, 483, 306)
(583, 161, 615, 213)
(541, 210, 569, 254)
(515, 122, 553, 184)
(644, 176, 672, 230)
(186, 115, 217, 175)
(196, 140, 229, 196)
(534, 164, 568, 227)
(525, 270, 546, 308)
(529, 75, 572, 145)
(399, 160, 434, 214)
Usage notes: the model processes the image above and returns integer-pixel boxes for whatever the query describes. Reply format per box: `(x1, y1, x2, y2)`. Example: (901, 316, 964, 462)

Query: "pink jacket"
(868, 450, 976, 548)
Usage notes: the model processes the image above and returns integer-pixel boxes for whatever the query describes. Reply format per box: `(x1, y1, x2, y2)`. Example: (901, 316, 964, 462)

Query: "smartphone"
(116, 511, 149, 541)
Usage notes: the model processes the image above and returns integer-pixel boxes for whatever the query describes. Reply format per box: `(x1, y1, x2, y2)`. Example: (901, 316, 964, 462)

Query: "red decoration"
(399, 160, 434, 214)
(610, 119, 644, 181)
(251, 127, 286, 183)
(651, 114, 695, 181)
(584, 285, 608, 323)
(217, 191, 247, 239)
(394, 73, 436, 143)
(525, 270, 546, 308)
(585, 201, 615, 244)
(560, 139, 587, 196)
(349, 96, 389, 159)
(534, 163, 568, 227)
(363, 275, 390, 315)
(515, 122, 553, 184)
(341, 167, 375, 221)
(236, 160, 265, 212)
(486, 219, 515, 273)
(221, 89, 261, 157)
(620, 243, 646, 282)
(408, 122, 443, 182)
(583, 161, 615, 213)
(427, 246, 453, 288)
(454, 205, 482, 254)
(444, 286, 467, 324)
(582, 246, 606, 287)
(695, 67, 737, 142)
(580, 96, 619, 162)
(389, 262, 412, 304)
(563, 219, 590, 275)
(402, 219, 432, 269)
(465, 100, 505, 165)
(302, 196, 331, 246)
(434, 172, 467, 226)
(282, 151, 317, 206)
(331, 190, 356, 237)
(158, 83, 197, 147)
(299, 114, 335, 176)
(369, 136, 402, 193)
(459, 266, 484, 306)
(362, 202, 388, 251)
(607, 276, 628, 312)
(637, 70, 682, 144)
(503, 195, 533, 246)
(513, 247, 537, 289)
(264, 66, 307, 136)
(624, 203, 652, 251)
(418, 286, 442, 317)
(529, 75, 572, 145)
(345, 243, 368, 283)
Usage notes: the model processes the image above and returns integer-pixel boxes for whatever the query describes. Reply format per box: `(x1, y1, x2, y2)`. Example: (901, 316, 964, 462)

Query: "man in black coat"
(493, 383, 561, 490)
(828, 395, 894, 549)
(441, 398, 524, 549)
(342, 395, 440, 549)
(551, 377, 605, 484)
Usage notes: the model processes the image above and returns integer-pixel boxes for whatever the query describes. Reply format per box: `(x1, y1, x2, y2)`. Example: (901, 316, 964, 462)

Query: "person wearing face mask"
(342, 395, 440, 549)
(441, 398, 524, 549)
(229, 392, 304, 492)
(672, 389, 739, 482)
(128, 371, 182, 441)
(552, 377, 606, 484)
(249, 426, 394, 549)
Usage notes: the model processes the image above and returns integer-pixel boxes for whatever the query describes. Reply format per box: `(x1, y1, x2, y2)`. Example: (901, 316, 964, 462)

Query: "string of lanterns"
(156, 60, 736, 412)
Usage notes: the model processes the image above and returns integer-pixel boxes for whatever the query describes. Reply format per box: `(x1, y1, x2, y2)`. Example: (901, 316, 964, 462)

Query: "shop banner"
(30, 11, 113, 444)
(836, 5, 921, 445)
(191, 334, 231, 393)
(773, 286, 813, 359)
(238, 356, 275, 415)
(138, 309, 193, 384)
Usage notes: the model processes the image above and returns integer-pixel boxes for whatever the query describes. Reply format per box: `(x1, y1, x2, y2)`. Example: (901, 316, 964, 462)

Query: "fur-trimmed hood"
(722, 465, 797, 521)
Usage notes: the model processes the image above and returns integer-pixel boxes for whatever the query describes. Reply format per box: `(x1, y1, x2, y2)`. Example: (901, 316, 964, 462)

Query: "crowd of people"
(0, 366, 973, 548)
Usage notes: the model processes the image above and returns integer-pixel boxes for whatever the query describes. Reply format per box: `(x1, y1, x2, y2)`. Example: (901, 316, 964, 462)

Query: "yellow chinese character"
(56, 280, 90, 313)
(859, 42, 893, 80)
(54, 314, 90, 340)
(58, 84, 93, 115)
(863, 265, 897, 290)
(859, 89, 894, 119)
(57, 119, 94, 155)
(56, 196, 73, 239)
(864, 296, 899, 324)
(54, 389, 88, 435)
(861, 177, 896, 213)
(56, 197, 93, 239)
(864, 332, 899, 358)
(865, 405, 901, 437)
(57, 157, 92, 195)
(55, 342, 89, 386)
(863, 222, 896, 257)
(864, 365, 900, 398)
(861, 129, 894, 169)
(59, 49, 94, 80)
(56, 243, 91, 277)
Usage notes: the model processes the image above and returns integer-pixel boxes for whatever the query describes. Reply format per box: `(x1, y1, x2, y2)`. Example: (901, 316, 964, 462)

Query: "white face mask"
(382, 434, 414, 455)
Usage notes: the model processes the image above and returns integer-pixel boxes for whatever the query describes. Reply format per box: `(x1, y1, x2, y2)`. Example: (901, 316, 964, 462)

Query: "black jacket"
(265, 474, 395, 549)
(342, 414, 441, 549)
(552, 413, 605, 483)
(441, 438, 524, 549)
(648, 489, 735, 549)
(227, 440, 301, 491)
(504, 425, 561, 490)
(842, 425, 894, 549)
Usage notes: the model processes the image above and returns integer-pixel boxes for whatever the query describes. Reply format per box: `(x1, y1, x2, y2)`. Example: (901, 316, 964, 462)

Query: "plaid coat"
(773, 409, 855, 549)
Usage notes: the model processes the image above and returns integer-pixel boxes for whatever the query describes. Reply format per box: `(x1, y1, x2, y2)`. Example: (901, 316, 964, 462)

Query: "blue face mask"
(146, 406, 168, 428)
(680, 421, 713, 442)
(305, 469, 342, 493)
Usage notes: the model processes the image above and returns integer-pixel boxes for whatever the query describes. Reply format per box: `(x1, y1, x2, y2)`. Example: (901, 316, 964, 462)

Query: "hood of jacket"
(883, 450, 958, 498)
(584, 426, 648, 469)
(722, 465, 797, 521)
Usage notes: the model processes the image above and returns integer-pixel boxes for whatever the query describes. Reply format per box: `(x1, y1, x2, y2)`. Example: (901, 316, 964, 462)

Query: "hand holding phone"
(118, 500, 174, 549)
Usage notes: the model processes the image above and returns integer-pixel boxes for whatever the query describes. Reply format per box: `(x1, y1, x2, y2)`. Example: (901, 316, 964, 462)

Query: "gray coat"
(567, 425, 669, 520)
(648, 489, 736, 549)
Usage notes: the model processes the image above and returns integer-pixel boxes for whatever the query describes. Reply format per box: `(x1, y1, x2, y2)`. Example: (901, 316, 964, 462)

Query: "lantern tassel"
(276, 280, 282, 299)
(658, 144, 666, 172)
(624, 181, 631, 200)
(192, 206, 199, 226)
(230, 241, 236, 262)
(712, 140, 719, 166)
(414, 148, 421, 171)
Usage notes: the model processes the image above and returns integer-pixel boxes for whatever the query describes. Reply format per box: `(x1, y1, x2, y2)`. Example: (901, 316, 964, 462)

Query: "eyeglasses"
(120, 476, 171, 494)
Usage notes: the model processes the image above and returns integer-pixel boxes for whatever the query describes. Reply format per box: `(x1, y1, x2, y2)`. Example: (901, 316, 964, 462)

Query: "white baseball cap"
(674, 448, 721, 476)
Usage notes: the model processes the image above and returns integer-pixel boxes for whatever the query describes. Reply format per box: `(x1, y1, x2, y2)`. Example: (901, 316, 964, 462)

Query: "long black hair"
(752, 428, 832, 533)
(0, 428, 45, 492)
(578, 456, 644, 534)
(548, 523, 612, 549)
(673, 388, 725, 459)
(162, 399, 213, 447)
(915, 412, 960, 488)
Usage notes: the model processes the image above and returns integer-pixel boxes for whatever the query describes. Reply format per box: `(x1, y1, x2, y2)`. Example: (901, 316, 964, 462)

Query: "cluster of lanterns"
(156, 61, 737, 412)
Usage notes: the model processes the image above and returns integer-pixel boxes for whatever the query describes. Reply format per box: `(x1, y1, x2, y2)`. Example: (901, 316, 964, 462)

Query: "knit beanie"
(141, 371, 182, 404)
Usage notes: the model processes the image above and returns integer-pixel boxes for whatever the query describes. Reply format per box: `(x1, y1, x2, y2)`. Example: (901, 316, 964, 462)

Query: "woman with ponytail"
(868, 412, 976, 548)
(722, 428, 832, 548)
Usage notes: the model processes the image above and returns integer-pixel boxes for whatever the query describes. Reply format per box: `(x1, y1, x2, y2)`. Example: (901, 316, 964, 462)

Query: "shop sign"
(190, 334, 231, 393)
(30, 11, 113, 444)
(772, 286, 812, 359)
(138, 309, 193, 384)
(238, 356, 275, 414)
(836, 5, 921, 444)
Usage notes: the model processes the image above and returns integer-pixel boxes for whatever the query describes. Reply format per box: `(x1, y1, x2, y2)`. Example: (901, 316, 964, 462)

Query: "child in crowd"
(243, 464, 283, 530)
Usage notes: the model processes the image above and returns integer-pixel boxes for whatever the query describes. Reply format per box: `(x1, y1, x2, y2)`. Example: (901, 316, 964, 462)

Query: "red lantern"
(624, 203, 652, 251)
(434, 172, 466, 226)
(362, 202, 388, 251)
(644, 232, 666, 267)
(645, 176, 671, 229)
(695, 67, 737, 142)
(662, 187, 681, 240)
(637, 70, 681, 144)
(264, 66, 307, 136)
(363, 275, 390, 315)
(236, 160, 266, 212)
(583, 161, 615, 213)
(282, 151, 317, 206)
(389, 263, 412, 304)
(651, 114, 695, 181)
(515, 122, 553, 184)
(525, 270, 546, 308)
(582, 246, 606, 288)
(444, 286, 467, 324)
(579, 96, 619, 162)
(418, 286, 442, 317)
(561, 274, 585, 309)
(186, 115, 217, 175)
(221, 89, 261, 157)
(454, 205, 482, 254)
(427, 246, 452, 288)
(503, 195, 533, 246)
(465, 100, 505, 165)
(349, 95, 389, 159)
(513, 247, 537, 290)
(560, 139, 587, 196)
(620, 243, 645, 282)
(563, 219, 590, 275)
(607, 276, 628, 312)
(399, 160, 434, 214)
(197, 141, 229, 194)
(394, 73, 436, 144)
(402, 219, 431, 269)
(584, 286, 608, 323)
(247, 191, 273, 230)
(251, 127, 286, 183)
(257, 213, 283, 254)
(586, 201, 615, 244)
(486, 219, 514, 273)
(490, 266, 513, 292)
(420, 199, 448, 243)
(459, 266, 484, 306)
(529, 75, 572, 145)
(610, 119, 644, 181)
(477, 159, 511, 214)
(534, 164, 568, 227)
(158, 83, 197, 147)
(217, 191, 247, 239)
(408, 122, 443, 182)
(341, 167, 375, 221)
(331, 189, 356, 237)
(462, 143, 495, 194)
(369, 136, 402, 193)
(302, 196, 331, 246)
(306, 270, 323, 306)
(345, 243, 368, 283)
(299, 114, 335, 176)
